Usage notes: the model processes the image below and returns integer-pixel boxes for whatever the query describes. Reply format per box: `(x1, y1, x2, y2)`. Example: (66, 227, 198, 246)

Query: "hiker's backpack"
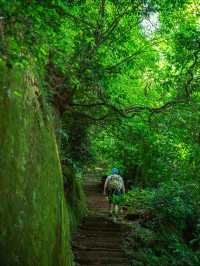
(108, 174, 123, 191)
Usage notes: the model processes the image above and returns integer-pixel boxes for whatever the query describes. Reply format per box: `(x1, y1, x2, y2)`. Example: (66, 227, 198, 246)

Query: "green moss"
(62, 165, 86, 233)
(0, 63, 79, 266)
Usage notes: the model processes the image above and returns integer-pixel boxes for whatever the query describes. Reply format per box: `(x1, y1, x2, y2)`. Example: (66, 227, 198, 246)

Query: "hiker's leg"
(114, 204, 119, 215)
(113, 191, 121, 215)
(108, 192, 114, 214)
(109, 190, 115, 214)
(107, 191, 111, 212)
(112, 204, 119, 222)
(112, 203, 118, 215)
(119, 206, 123, 214)
(110, 203, 114, 213)
(108, 202, 112, 212)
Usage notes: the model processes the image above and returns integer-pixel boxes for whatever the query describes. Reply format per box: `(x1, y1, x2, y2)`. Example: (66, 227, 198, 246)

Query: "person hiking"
(103, 167, 125, 218)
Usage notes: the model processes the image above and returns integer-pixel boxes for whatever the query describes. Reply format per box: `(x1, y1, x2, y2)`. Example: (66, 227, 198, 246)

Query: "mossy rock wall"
(63, 165, 86, 233)
(0, 63, 74, 266)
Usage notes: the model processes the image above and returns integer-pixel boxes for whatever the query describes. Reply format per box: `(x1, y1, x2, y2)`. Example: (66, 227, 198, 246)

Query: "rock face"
(73, 172, 130, 266)
(0, 64, 74, 266)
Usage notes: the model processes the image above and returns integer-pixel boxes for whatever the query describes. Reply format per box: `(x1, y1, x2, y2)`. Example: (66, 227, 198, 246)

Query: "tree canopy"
(1, 0, 200, 265)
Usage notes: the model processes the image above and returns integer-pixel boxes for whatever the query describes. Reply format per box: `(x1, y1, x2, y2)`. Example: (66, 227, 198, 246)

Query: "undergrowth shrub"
(121, 180, 200, 266)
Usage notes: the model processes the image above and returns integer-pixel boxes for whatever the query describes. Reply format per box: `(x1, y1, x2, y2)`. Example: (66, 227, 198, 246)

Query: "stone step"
(74, 249, 126, 256)
(75, 250, 128, 264)
(72, 245, 122, 252)
(81, 218, 122, 226)
(73, 240, 123, 249)
(79, 223, 122, 231)
(75, 257, 129, 265)
(74, 234, 122, 243)
(78, 264, 129, 266)
(75, 232, 122, 243)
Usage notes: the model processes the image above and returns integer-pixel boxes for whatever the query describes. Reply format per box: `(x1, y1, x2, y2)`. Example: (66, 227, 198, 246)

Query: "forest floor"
(72, 170, 131, 266)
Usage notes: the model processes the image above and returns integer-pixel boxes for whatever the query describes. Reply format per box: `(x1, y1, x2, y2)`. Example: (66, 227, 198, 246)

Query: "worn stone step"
(76, 256, 129, 265)
(73, 240, 122, 249)
(79, 224, 122, 232)
(81, 217, 119, 225)
(75, 254, 128, 265)
(80, 223, 128, 233)
(78, 263, 130, 266)
(74, 233, 121, 243)
(75, 249, 127, 257)
(81, 220, 123, 227)
(72, 244, 122, 252)
(79, 264, 129, 266)
(77, 231, 122, 239)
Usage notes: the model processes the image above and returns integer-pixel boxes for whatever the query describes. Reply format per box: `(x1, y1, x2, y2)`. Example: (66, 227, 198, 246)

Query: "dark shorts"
(107, 189, 122, 204)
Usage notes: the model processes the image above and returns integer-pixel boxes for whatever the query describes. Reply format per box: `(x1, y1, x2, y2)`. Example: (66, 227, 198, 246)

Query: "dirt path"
(72, 172, 130, 266)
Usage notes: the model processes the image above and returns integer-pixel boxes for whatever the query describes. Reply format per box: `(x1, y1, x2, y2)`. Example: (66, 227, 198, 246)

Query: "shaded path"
(72, 171, 130, 266)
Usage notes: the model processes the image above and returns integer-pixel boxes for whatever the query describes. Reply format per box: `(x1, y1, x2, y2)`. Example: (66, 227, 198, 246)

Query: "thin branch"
(97, 7, 131, 47)
(69, 102, 105, 108)
(47, 3, 96, 29)
(104, 48, 148, 72)
(92, 4, 140, 51)
(104, 38, 170, 72)
(75, 111, 110, 121)
(99, 0, 106, 18)
(125, 99, 188, 115)
(94, 0, 106, 46)
(64, 12, 96, 29)
(183, 48, 199, 97)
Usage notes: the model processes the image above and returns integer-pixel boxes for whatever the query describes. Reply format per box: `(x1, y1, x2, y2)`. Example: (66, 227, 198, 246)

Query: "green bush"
(121, 180, 200, 266)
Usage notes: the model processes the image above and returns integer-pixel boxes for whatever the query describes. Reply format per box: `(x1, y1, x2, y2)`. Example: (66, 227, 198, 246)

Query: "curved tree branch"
(69, 97, 189, 122)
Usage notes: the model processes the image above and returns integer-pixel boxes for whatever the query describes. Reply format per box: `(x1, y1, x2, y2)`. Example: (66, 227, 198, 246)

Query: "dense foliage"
(121, 180, 200, 265)
(0, 0, 200, 265)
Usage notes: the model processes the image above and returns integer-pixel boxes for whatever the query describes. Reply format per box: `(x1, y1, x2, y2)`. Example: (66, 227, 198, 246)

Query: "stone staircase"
(72, 173, 130, 266)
